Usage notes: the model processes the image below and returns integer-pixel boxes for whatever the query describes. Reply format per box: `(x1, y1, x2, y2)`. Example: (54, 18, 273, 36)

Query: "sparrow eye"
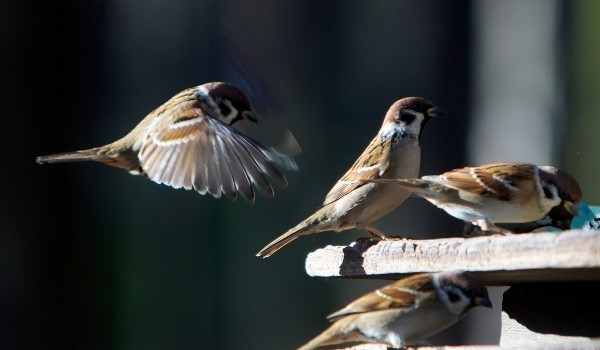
(446, 290, 461, 303)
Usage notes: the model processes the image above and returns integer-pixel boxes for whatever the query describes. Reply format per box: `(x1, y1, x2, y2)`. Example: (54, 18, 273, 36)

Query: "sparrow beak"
(563, 200, 579, 217)
(554, 200, 579, 230)
(426, 106, 446, 118)
(242, 111, 258, 123)
(474, 296, 493, 308)
(546, 200, 579, 230)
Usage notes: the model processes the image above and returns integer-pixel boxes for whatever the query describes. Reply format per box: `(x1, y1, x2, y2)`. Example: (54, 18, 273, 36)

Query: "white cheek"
(442, 292, 471, 316)
(540, 185, 562, 213)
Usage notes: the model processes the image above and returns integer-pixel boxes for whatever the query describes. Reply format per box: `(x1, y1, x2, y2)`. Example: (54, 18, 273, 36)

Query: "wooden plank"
(500, 311, 600, 348)
(338, 341, 600, 350)
(305, 230, 600, 285)
(501, 283, 600, 339)
(338, 345, 496, 350)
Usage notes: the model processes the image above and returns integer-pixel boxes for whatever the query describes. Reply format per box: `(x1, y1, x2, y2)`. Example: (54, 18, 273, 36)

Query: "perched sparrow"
(297, 271, 492, 350)
(256, 97, 443, 257)
(36, 82, 299, 202)
(366, 162, 582, 235)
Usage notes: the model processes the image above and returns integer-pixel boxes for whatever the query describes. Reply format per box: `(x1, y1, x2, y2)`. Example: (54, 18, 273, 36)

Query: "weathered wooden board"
(305, 230, 600, 285)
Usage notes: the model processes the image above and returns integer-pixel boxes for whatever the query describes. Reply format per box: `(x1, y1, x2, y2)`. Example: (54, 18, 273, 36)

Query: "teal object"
(571, 201, 600, 229)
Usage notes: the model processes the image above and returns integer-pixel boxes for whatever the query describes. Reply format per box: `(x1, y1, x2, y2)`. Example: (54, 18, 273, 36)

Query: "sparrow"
(297, 271, 492, 350)
(36, 82, 299, 203)
(256, 97, 443, 257)
(366, 162, 582, 235)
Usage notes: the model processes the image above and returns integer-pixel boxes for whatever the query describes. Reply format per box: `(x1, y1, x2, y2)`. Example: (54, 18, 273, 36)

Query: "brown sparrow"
(297, 271, 492, 350)
(256, 97, 443, 257)
(366, 162, 582, 235)
(36, 82, 299, 203)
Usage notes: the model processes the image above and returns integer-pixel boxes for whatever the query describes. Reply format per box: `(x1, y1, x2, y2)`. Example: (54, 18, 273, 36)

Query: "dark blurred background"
(2, 0, 599, 349)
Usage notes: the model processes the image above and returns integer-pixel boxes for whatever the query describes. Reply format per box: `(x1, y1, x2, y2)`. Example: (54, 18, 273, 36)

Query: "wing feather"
(327, 274, 435, 321)
(137, 99, 297, 202)
(322, 136, 388, 206)
(424, 162, 536, 201)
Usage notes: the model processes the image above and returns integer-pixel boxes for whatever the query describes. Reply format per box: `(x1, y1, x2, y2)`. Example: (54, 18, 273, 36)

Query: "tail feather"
(297, 317, 364, 350)
(36, 147, 139, 172)
(256, 218, 317, 258)
(36, 148, 105, 164)
(364, 178, 443, 197)
(296, 330, 335, 350)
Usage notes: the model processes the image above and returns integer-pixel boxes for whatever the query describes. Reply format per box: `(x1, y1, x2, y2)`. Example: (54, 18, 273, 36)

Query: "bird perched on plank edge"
(365, 162, 582, 235)
(257, 97, 443, 257)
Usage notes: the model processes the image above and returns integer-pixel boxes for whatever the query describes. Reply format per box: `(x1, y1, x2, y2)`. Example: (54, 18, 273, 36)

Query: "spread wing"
(322, 136, 389, 206)
(327, 274, 435, 321)
(137, 97, 297, 203)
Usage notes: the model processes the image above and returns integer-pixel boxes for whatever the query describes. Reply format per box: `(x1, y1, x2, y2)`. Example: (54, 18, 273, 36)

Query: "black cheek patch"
(543, 185, 555, 200)
(218, 102, 231, 116)
(399, 111, 416, 124)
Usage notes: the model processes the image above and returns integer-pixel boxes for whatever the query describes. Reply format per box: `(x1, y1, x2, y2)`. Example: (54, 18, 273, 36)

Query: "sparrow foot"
(487, 225, 515, 236)
(364, 226, 410, 240)
(471, 220, 514, 236)
(355, 236, 381, 244)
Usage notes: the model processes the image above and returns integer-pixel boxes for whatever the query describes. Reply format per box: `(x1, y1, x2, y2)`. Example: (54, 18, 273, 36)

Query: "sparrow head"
(537, 166, 583, 225)
(197, 82, 257, 125)
(434, 271, 492, 316)
(384, 97, 445, 142)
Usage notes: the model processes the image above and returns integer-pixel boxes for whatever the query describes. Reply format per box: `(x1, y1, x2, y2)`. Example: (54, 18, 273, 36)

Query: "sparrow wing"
(327, 274, 435, 321)
(322, 136, 388, 206)
(137, 98, 296, 203)
(424, 163, 536, 201)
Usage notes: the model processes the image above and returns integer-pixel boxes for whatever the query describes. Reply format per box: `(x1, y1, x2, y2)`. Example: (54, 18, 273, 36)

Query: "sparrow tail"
(256, 219, 316, 258)
(296, 318, 364, 350)
(36, 148, 106, 164)
(365, 178, 443, 198)
(296, 332, 333, 350)
(36, 147, 139, 173)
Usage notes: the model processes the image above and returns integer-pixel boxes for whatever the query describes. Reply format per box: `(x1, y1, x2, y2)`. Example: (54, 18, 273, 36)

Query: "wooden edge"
(338, 345, 497, 350)
(501, 283, 600, 339)
(500, 311, 600, 348)
(338, 342, 600, 350)
(305, 230, 600, 285)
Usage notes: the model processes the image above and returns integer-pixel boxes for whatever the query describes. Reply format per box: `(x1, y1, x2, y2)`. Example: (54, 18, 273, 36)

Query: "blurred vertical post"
(467, 0, 565, 345)
(565, 0, 600, 203)
(469, 0, 564, 164)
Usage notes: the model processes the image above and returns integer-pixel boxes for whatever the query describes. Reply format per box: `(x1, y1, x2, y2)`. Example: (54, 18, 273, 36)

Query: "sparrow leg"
(364, 226, 410, 240)
(463, 222, 483, 237)
(474, 219, 514, 236)
(364, 226, 389, 239)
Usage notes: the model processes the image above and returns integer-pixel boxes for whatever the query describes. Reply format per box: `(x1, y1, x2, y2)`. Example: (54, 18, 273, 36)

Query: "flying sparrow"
(256, 97, 443, 257)
(366, 162, 582, 235)
(36, 82, 299, 203)
(297, 271, 492, 350)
